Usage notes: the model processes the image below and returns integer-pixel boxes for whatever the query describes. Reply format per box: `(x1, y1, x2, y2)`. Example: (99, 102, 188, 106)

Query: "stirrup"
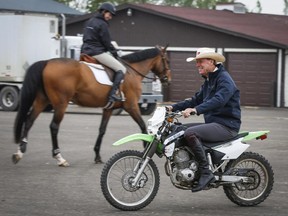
(110, 94, 122, 102)
(103, 101, 115, 109)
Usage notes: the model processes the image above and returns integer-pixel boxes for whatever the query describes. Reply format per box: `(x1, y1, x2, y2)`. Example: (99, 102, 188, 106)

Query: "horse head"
(120, 45, 171, 85)
(153, 45, 171, 86)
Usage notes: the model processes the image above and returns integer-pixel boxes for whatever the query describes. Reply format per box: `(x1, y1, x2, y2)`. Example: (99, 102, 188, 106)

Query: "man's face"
(103, 11, 113, 21)
(195, 58, 215, 77)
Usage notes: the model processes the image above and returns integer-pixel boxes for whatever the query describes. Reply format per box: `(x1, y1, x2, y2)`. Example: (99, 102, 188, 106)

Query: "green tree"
(56, 0, 235, 12)
(160, 0, 234, 9)
(255, 0, 262, 13)
(55, 0, 156, 12)
(284, 0, 288, 15)
(86, 0, 157, 12)
(56, 0, 88, 12)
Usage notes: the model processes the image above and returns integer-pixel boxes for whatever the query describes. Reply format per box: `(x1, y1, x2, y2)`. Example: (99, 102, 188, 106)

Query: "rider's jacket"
(81, 13, 116, 56)
(172, 64, 241, 132)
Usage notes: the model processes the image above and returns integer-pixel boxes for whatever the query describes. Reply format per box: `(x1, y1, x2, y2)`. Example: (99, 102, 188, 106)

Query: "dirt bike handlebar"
(165, 106, 196, 118)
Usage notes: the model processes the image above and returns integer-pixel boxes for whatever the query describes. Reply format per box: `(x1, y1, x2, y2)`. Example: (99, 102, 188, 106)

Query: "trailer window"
(50, 20, 56, 33)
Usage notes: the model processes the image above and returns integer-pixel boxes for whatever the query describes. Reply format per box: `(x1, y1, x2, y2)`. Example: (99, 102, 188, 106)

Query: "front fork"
(143, 137, 159, 158)
(131, 138, 159, 187)
(131, 157, 151, 187)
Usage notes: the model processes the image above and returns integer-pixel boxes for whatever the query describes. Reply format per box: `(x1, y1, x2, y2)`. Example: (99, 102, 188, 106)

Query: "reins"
(117, 57, 155, 80)
(117, 47, 169, 82)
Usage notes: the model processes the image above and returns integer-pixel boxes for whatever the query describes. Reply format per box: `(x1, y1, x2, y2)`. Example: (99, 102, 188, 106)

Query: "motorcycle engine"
(173, 148, 198, 184)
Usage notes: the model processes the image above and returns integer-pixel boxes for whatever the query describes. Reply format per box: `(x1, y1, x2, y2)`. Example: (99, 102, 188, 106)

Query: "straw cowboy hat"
(186, 48, 225, 63)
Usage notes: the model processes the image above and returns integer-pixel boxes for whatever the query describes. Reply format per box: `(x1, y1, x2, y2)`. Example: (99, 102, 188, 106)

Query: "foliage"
(255, 0, 262, 13)
(284, 0, 288, 15)
(55, 0, 235, 13)
(56, 0, 88, 12)
(162, 0, 234, 9)
(86, 0, 159, 12)
(54, 0, 287, 14)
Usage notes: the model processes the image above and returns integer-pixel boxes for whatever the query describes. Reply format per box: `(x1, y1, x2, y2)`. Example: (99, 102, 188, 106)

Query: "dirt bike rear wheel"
(100, 150, 160, 211)
(223, 151, 274, 206)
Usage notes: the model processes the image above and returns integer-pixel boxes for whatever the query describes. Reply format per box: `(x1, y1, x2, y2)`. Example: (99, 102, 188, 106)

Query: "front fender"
(113, 133, 154, 146)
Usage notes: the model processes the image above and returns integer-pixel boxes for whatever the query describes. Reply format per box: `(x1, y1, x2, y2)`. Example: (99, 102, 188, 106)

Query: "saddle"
(80, 53, 97, 64)
(79, 53, 125, 109)
(80, 53, 114, 81)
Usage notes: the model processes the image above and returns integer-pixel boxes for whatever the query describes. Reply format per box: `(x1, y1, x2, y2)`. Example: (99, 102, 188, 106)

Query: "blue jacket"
(172, 64, 241, 132)
(81, 13, 116, 56)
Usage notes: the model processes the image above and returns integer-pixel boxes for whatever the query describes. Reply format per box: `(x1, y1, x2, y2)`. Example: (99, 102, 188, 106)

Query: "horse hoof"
(12, 153, 21, 164)
(94, 158, 103, 164)
(58, 160, 70, 167)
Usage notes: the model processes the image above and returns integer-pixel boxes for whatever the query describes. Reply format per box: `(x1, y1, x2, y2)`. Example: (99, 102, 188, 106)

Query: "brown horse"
(13, 46, 171, 166)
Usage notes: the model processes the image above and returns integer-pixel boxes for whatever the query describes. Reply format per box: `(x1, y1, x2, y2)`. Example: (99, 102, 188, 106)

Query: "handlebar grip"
(165, 106, 172, 112)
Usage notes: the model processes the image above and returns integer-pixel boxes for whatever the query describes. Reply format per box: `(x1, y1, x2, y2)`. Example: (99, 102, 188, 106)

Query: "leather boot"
(190, 137, 215, 192)
(108, 71, 124, 102)
(192, 167, 215, 192)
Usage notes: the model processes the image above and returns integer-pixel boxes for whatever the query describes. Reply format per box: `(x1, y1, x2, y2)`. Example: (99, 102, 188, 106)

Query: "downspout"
(60, 13, 67, 58)
(284, 49, 288, 107)
(277, 49, 282, 107)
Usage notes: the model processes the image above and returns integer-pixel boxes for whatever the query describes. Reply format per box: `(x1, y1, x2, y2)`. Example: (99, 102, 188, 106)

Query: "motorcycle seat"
(202, 132, 249, 148)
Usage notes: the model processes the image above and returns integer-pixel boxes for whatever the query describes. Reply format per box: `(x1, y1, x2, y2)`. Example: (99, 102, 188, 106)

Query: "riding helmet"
(99, 2, 116, 15)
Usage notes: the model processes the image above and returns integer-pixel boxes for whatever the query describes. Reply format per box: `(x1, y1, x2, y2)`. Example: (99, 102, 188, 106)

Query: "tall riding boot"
(191, 138, 215, 192)
(108, 70, 124, 103)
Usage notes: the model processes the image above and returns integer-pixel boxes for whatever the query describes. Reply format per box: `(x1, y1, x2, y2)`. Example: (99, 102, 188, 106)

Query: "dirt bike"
(100, 106, 274, 211)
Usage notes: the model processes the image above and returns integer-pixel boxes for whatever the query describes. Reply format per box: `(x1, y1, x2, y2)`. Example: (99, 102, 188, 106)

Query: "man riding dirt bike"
(100, 48, 273, 211)
(166, 48, 241, 192)
(100, 106, 274, 211)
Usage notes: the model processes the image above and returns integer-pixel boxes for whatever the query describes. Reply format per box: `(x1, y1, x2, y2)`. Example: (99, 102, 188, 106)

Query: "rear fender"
(242, 131, 270, 142)
(113, 133, 154, 146)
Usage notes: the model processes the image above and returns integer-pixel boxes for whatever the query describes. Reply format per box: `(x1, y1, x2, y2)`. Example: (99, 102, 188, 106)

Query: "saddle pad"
(80, 61, 113, 86)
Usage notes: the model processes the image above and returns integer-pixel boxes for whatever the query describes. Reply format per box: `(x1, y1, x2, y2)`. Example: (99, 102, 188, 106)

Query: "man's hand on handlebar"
(182, 108, 197, 118)
(165, 106, 173, 112)
(165, 106, 196, 118)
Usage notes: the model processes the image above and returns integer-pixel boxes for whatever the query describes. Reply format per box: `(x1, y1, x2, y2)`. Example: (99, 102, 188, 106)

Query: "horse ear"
(155, 45, 161, 50)
(164, 43, 169, 50)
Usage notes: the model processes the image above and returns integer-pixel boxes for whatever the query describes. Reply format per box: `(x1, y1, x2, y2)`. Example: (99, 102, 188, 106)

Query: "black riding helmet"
(98, 2, 116, 16)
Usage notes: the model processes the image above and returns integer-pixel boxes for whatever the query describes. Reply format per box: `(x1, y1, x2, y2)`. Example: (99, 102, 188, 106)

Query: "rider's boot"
(187, 136, 215, 192)
(108, 70, 124, 103)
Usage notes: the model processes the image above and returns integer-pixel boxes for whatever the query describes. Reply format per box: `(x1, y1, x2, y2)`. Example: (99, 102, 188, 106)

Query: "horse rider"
(81, 2, 126, 104)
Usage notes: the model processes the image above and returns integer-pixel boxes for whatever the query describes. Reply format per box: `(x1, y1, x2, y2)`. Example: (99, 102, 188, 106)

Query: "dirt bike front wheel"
(223, 151, 274, 206)
(100, 150, 160, 211)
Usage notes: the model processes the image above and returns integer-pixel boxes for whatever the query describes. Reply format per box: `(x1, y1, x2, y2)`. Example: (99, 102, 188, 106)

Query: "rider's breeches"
(93, 52, 126, 73)
(184, 122, 238, 147)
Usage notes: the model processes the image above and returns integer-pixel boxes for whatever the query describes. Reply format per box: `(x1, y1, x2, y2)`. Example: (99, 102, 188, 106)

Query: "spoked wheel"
(223, 151, 274, 206)
(100, 150, 160, 211)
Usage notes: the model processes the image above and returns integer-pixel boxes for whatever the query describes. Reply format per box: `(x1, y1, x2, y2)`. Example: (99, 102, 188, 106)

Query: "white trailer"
(0, 13, 60, 110)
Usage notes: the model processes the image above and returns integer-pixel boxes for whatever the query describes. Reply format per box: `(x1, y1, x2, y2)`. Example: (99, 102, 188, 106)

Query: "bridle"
(158, 46, 170, 84)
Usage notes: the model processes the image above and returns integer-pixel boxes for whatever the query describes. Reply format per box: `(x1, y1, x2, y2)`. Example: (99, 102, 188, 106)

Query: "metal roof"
(0, 0, 83, 16)
(117, 3, 288, 48)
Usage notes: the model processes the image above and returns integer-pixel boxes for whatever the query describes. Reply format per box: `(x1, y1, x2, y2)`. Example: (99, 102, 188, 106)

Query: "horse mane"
(121, 48, 160, 63)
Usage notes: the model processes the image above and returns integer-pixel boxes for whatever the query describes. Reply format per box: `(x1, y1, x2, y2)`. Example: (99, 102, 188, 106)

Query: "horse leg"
(12, 111, 39, 164)
(12, 97, 48, 164)
(125, 106, 148, 147)
(50, 106, 69, 167)
(94, 109, 113, 164)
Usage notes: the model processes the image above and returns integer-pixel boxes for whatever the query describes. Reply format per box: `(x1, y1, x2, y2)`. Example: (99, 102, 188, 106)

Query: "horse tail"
(14, 60, 48, 143)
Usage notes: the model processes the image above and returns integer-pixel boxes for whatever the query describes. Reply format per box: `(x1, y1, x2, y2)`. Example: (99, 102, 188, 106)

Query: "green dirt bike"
(100, 107, 274, 211)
